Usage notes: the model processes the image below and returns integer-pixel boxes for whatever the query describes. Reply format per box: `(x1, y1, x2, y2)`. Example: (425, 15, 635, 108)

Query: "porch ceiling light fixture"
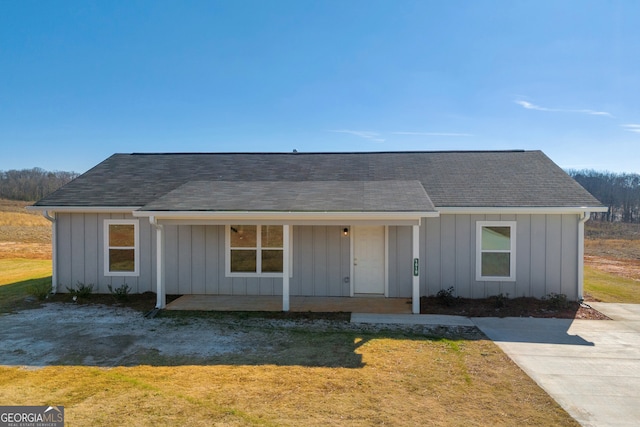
(343, 227, 349, 236)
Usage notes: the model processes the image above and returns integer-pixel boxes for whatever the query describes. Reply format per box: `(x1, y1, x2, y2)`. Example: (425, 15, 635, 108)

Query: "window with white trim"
(226, 225, 289, 277)
(104, 219, 139, 276)
(476, 221, 516, 281)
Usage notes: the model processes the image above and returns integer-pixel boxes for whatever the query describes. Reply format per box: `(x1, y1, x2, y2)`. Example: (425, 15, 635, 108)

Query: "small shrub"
(436, 286, 457, 307)
(492, 293, 509, 308)
(543, 292, 569, 310)
(28, 282, 51, 301)
(66, 282, 94, 299)
(108, 283, 131, 301)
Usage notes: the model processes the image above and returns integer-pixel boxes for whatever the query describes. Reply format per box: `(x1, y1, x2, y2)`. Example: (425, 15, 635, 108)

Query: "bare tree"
(568, 169, 640, 223)
(0, 168, 78, 201)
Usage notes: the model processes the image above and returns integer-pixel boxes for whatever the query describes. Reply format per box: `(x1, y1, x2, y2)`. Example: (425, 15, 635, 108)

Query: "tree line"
(0, 168, 78, 201)
(568, 170, 640, 223)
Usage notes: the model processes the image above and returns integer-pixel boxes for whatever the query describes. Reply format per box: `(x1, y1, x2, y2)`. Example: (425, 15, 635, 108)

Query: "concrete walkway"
(351, 313, 475, 326)
(472, 303, 640, 427)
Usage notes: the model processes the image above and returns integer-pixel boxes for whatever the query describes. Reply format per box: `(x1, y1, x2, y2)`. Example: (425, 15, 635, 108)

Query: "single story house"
(29, 150, 607, 313)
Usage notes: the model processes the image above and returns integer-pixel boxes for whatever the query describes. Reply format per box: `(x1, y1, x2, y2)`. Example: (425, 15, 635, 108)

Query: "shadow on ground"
(472, 317, 595, 346)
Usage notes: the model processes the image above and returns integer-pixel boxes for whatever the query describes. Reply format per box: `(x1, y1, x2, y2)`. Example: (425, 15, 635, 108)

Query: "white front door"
(353, 226, 386, 295)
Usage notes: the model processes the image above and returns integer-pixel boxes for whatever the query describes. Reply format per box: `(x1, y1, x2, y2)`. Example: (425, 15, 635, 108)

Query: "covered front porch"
(166, 295, 413, 314)
(133, 179, 439, 314)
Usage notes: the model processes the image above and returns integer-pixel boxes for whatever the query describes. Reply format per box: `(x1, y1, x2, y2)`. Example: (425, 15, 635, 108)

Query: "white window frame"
(104, 219, 140, 276)
(225, 225, 293, 278)
(475, 221, 516, 282)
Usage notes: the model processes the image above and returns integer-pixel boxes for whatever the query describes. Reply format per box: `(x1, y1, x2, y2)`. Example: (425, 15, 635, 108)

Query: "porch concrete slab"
(350, 313, 474, 327)
(472, 304, 640, 427)
(165, 295, 412, 314)
(166, 295, 283, 311)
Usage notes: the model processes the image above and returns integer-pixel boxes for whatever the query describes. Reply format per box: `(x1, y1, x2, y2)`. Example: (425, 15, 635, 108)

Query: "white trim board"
(154, 218, 422, 226)
(27, 206, 140, 213)
(438, 206, 608, 214)
(134, 210, 435, 221)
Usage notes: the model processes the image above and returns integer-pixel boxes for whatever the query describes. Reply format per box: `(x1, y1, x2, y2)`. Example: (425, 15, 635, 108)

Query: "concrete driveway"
(472, 303, 640, 427)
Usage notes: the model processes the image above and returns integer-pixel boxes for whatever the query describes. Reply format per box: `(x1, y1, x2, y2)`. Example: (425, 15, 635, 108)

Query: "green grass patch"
(0, 258, 51, 286)
(0, 275, 52, 313)
(0, 258, 52, 312)
(585, 265, 640, 303)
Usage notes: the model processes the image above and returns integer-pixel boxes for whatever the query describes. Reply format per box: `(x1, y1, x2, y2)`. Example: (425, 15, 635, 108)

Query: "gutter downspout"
(577, 212, 590, 301)
(149, 216, 166, 309)
(42, 211, 57, 294)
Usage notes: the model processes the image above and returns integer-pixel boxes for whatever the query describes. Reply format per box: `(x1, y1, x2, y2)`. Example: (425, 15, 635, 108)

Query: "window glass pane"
(261, 226, 283, 248)
(262, 250, 283, 273)
(109, 249, 135, 272)
(481, 253, 510, 277)
(231, 250, 257, 272)
(230, 225, 257, 248)
(482, 226, 511, 250)
(109, 224, 135, 247)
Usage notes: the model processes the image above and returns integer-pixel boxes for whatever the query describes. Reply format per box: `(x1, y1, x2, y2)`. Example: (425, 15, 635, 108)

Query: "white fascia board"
(26, 206, 141, 213)
(158, 218, 423, 226)
(133, 210, 439, 222)
(437, 206, 609, 215)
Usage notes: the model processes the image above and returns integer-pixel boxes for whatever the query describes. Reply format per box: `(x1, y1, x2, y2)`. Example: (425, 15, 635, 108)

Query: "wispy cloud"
(392, 131, 473, 137)
(515, 100, 550, 111)
(515, 100, 613, 118)
(328, 129, 385, 142)
(621, 124, 640, 134)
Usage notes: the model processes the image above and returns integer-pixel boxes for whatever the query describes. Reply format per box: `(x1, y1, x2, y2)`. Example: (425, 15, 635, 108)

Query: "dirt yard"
(585, 221, 640, 280)
(585, 255, 640, 282)
(0, 302, 477, 367)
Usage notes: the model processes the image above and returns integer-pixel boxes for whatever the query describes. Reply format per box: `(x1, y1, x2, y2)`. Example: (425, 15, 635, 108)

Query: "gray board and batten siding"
(36, 151, 604, 301)
(55, 212, 580, 300)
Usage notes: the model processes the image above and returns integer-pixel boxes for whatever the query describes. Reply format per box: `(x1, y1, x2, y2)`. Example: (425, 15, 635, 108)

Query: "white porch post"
(412, 224, 420, 314)
(282, 224, 290, 311)
(151, 217, 166, 309)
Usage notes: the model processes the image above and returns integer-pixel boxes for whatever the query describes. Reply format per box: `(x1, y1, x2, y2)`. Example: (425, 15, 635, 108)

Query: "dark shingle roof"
(33, 151, 604, 210)
(140, 180, 435, 212)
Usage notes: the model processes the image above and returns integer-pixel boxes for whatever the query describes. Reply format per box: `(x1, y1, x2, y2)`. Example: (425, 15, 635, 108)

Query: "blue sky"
(1, 1, 639, 174)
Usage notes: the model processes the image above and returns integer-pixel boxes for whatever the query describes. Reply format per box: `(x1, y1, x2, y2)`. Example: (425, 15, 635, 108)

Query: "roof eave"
(133, 210, 439, 221)
(26, 206, 141, 213)
(436, 206, 609, 214)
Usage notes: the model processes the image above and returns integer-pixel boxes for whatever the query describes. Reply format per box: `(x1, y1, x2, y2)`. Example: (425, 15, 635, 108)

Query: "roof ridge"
(128, 150, 529, 156)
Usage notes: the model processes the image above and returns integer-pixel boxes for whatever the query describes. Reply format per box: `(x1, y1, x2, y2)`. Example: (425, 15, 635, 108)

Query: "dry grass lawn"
(0, 334, 576, 426)
(584, 222, 640, 303)
(0, 200, 51, 259)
